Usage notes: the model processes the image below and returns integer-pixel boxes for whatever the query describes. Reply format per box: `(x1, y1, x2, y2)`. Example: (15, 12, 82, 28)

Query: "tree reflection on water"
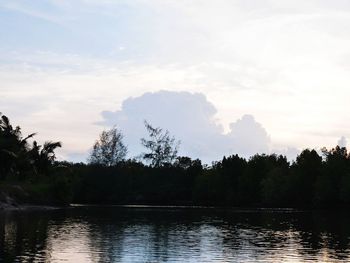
(0, 207, 350, 262)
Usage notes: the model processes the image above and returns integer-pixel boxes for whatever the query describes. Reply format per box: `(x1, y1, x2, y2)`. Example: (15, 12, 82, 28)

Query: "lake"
(1, 206, 350, 262)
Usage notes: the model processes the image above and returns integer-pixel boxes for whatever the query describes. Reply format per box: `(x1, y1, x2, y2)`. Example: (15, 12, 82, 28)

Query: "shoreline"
(2, 202, 350, 213)
(0, 202, 64, 212)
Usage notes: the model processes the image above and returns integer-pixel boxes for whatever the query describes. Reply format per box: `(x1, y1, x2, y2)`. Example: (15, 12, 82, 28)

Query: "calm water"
(1, 206, 350, 263)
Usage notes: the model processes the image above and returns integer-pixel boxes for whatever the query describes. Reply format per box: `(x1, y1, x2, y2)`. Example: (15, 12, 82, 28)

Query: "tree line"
(1, 113, 350, 208)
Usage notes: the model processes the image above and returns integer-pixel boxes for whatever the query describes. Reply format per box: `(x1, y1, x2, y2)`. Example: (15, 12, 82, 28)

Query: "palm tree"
(0, 114, 21, 178)
(36, 141, 62, 175)
(0, 113, 62, 178)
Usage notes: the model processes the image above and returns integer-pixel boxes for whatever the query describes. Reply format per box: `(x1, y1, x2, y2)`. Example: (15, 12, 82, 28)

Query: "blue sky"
(1, 0, 350, 162)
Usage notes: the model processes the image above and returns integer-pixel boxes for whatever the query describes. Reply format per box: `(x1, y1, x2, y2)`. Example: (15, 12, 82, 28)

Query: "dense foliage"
(2, 113, 350, 208)
(69, 147, 350, 208)
(0, 114, 61, 179)
(0, 113, 71, 204)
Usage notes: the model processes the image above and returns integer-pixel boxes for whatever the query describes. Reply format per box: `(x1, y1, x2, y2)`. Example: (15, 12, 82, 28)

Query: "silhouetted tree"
(141, 121, 180, 167)
(0, 113, 61, 178)
(291, 149, 322, 206)
(33, 141, 62, 175)
(89, 127, 127, 166)
(314, 146, 350, 206)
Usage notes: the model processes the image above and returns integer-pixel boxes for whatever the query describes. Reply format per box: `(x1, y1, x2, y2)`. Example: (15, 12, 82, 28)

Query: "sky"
(1, 0, 350, 163)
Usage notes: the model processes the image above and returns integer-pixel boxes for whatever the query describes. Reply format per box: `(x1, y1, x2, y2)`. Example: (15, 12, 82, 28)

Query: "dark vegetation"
(1, 113, 350, 208)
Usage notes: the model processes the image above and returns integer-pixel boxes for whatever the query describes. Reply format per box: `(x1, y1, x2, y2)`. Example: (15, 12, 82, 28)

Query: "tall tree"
(89, 127, 127, 166)
(141, 121, 180, 167)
